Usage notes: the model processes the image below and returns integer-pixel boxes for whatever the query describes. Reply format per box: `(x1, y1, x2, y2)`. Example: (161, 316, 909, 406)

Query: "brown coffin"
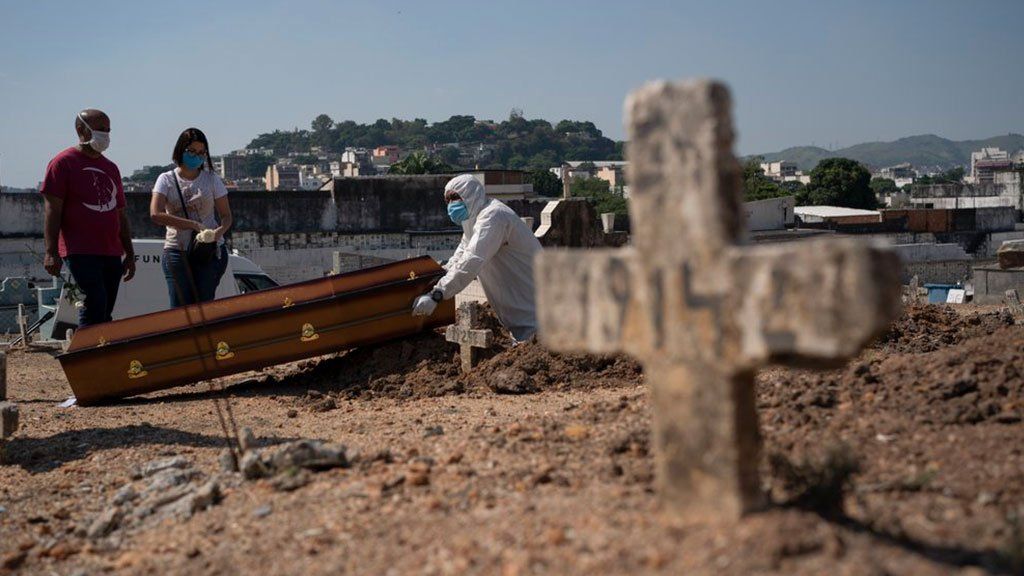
(58, 256, 454, 405)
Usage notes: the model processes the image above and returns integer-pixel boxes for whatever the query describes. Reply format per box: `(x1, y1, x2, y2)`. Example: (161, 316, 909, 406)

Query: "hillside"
(758, 133, 1024, 171)
(243, 113, 625, 174)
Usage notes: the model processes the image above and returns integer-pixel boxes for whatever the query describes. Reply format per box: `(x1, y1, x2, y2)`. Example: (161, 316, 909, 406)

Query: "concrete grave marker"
(1006, 289, 1024, 324)
(535, 80, 902, 519)
(0, 352, 16, 441)
(0, 350, 6, 400)
(17, 304, 28, 348)
(907, 275, 921, 305)
(445, 302, 494, 373)
(946, 289, 965, 304)
(0, 402, 17, 441)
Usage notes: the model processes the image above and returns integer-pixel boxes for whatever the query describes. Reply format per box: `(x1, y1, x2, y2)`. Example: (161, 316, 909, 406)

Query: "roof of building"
(794, 206, 880, 218)
(565, 161, 628, 168)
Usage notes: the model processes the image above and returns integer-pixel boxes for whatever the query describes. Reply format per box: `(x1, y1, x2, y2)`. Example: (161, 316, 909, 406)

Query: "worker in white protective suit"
(411, 174, 542, 341)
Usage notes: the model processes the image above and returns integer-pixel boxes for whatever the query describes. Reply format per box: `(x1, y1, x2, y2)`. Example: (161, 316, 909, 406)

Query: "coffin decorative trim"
(283, 297, 294, 308)
(300, 323, 319, 342)
(215, 341, 234, 360)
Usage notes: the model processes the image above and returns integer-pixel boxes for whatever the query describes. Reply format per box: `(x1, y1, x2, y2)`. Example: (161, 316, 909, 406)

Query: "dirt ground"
(1, 304, 1023, 575)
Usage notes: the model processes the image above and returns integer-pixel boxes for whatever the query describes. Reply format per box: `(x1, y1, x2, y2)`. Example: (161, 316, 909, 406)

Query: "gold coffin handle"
(216, 341, 235, 360)
(301, 323, 319, 342)
(127, 360, 148, 379)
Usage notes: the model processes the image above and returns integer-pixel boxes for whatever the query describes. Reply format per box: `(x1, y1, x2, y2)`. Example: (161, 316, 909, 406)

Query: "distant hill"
(756, 133, 1024, 172)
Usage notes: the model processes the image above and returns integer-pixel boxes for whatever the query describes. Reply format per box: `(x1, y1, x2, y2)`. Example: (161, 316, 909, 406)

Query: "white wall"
(744, 196, 795, 231)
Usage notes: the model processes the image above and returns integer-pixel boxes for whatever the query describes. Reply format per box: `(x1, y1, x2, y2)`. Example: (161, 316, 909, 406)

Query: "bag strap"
(170, 170, 193, 222)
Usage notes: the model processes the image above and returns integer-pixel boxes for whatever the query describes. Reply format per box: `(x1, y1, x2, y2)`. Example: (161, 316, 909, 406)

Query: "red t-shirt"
(39, 147, 126, 258)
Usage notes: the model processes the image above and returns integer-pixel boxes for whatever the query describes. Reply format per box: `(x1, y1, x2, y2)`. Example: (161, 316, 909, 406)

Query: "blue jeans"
(65, 254, 123, 327)
(162, 245, 228, 308)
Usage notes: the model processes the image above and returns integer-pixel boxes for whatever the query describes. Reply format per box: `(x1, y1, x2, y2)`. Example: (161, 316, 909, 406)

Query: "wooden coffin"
(58, 256, 454, 405)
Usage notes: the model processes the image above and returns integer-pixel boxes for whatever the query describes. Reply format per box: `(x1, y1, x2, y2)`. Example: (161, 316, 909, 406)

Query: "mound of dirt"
(476, 342, 642, 395)
(258, 304, 643, 407)
(874, 304, 1014, 354)
(269, 331, 463, 403)
(759, 321, 1024, 518)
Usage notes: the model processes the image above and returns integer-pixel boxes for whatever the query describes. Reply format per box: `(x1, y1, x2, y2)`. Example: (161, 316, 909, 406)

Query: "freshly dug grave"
(248, 305, 642, 409)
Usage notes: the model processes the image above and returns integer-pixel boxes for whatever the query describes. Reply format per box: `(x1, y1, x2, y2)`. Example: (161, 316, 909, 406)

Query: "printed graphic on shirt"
(81, 166, 119, 213)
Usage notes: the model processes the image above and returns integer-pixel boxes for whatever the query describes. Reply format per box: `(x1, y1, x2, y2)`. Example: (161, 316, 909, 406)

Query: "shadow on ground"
(3, 424, 299, 474)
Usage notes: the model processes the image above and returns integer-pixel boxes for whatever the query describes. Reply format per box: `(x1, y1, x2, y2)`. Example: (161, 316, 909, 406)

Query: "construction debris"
(997, 239, 1024, 269)
(240, 439, 350, 491)
(82, 456, 222, 543)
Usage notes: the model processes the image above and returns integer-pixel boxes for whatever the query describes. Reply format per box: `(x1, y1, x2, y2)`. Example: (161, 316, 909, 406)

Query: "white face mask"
(78, 114, 110, 153)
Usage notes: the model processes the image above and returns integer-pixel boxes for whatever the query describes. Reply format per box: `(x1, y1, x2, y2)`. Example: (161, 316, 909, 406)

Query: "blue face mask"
(447, 200, 469, 224)
(182, 151, 205, 170)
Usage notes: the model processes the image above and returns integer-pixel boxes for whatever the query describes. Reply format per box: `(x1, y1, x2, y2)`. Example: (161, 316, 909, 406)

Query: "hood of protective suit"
(445, 174, 489, 231)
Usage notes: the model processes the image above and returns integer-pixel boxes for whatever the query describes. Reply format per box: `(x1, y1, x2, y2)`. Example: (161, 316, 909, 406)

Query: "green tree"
(804, 158, 876, 209)
(742, 158, 787, 201)
(781, 180, 805, 196)
(127, 164, 175, 182)
(870, 177, 898, 196)
(571, 177, 628, 216)
(388, 152, 452, 175)
(292, 154, 319, 165)
(437, 146, 462, 167)
(528, 169, 562, 197)
(311, 114, 334, 133)
(241, 155, 275, 179)
(915, 167, 965, 186)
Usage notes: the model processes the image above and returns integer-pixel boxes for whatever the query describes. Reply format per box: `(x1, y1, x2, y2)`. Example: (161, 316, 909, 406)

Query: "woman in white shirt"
(149, 128, 234, 307)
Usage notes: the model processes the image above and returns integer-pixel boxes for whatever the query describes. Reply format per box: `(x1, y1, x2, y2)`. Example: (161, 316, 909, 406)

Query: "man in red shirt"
(40, 109, 136, 327)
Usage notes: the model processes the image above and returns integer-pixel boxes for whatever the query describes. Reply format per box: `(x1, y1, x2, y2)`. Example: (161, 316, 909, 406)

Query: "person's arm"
(213, 196, 232, 240)
(118, 209, 136, 281)
(445, 235, 468, 271)
(42, 194, 64, 276)
(435, 211, 507, 299)
(150, 192, 202, 231)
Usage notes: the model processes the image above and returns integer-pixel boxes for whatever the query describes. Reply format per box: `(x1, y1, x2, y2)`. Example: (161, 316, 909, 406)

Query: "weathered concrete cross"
(1, 351, 18, 442)
(16, 304, 29, 349)
(445, 302, 494, 373)
(535, 80, 902, 519)
(1006, 289, 1024, 324)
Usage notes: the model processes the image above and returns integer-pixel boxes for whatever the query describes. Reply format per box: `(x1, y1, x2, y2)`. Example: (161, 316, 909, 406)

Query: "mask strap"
(77, 112, 92, 137)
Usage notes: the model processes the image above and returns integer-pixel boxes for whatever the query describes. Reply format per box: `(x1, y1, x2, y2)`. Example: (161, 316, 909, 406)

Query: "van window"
(234, 274, 279, 294)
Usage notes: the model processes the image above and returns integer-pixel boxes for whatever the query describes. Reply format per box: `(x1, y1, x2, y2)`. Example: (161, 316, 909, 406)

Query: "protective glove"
(196, 229, 217, 243)
(412, 294, 438, 317)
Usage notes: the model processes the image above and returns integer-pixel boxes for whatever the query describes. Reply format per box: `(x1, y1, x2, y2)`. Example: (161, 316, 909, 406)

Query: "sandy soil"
(1, 304, 1022, 575)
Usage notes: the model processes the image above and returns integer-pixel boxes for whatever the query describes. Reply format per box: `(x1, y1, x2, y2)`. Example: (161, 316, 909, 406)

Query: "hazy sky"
(1, 0, 1022, 187)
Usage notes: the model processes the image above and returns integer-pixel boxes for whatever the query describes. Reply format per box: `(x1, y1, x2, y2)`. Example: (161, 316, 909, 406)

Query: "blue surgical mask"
(447, 201, 469, 224)
(182, 151, 205, 170)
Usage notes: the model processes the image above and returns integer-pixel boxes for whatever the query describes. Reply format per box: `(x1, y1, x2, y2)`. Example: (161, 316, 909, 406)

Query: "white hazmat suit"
(414, 174, 542, 341)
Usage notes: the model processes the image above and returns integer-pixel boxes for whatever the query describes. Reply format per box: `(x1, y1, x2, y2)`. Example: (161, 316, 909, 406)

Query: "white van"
(46, 239, 277, 338)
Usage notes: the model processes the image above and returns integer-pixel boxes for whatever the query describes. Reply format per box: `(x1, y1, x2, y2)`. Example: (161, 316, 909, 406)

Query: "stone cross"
(0, 350, 6, 401)
(445, 302, 493, 373)
(534, 80, 902, 519)
(17, 304, 28, 348)
(1006, 289, 1024, 324)
(907, 275, 921, 305)
(0, 351, 16, 441)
